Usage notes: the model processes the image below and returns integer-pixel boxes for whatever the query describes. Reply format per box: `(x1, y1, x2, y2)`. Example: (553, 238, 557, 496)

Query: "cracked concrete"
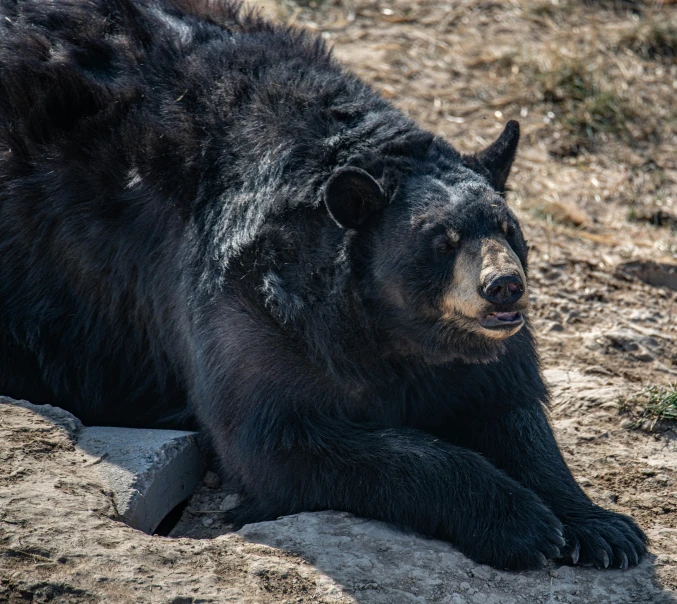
(77, 425, 204, 534)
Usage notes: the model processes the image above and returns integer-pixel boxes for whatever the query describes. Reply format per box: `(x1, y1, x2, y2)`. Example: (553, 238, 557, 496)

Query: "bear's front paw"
(560, 506, 647, 570)
(458, 484, 565, 570)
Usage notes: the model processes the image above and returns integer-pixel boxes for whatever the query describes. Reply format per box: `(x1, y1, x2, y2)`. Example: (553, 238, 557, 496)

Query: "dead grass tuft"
(619, 20, 677, 60)
(530, 56, 638, 151)
(533, 200, 589, 227)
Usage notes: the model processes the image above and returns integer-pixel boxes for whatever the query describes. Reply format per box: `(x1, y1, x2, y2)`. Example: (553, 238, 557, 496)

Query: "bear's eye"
(433, 234, 458, 255)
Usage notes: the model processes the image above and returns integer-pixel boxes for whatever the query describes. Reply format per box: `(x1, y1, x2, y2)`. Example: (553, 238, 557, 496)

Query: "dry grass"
(532, 57, 638, 151)
(619, 20, 677, 59)
(533, 200, 590, 227)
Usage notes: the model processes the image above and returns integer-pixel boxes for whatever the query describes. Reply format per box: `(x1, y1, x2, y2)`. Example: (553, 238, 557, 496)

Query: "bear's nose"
(481, 274, 524, 305)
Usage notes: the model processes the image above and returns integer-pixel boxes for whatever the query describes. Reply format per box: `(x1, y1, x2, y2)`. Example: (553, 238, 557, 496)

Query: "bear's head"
(324, 121, 529, 364)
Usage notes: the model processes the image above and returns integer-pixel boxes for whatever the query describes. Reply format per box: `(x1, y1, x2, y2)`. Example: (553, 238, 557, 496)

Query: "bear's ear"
(464, 120, 520, 193)
(324, 167, 386, 229)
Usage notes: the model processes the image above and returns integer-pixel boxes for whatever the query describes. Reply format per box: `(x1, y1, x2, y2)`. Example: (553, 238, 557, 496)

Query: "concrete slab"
(77, 425, 204, 534)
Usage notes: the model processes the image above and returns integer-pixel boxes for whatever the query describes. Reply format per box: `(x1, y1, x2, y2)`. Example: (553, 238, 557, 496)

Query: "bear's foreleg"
(189, 313, 569, 570)
(464, 400, 647, 569)
(215, 410, 569, 570)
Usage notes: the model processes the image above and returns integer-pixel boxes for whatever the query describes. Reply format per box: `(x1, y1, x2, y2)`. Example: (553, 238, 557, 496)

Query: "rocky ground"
(0, 397, 675, 603)
(2, 0, 677, 601)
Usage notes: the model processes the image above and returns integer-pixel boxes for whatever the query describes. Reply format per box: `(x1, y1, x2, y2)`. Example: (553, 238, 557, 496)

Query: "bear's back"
(0, 0, 419, 423)
(0, 0, 395, 245)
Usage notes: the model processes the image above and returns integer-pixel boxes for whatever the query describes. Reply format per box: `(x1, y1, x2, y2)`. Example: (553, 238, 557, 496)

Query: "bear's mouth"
(478, 311, 524, 330)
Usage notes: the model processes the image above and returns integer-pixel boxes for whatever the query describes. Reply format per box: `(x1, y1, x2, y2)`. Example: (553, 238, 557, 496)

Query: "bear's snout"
(480, 274, 524, 305)
(441, 235, 528, 341)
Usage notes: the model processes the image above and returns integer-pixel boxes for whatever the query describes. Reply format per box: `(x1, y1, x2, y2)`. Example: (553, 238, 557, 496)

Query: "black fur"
(0, 0, 646, 570)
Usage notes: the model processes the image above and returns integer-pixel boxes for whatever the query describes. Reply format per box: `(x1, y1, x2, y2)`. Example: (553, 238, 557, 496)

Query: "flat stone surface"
(77, 425, 204, 534)
(238, 511, 674, 604)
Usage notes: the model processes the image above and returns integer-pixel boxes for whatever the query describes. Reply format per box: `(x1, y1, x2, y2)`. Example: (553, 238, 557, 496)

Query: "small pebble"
(632, 351, 655, 363)
(220, 494, 241, 512)
(203, 471, 221, 489)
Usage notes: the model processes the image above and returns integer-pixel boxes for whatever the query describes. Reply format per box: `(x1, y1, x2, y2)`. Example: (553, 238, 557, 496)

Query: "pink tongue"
(493, 312, 520, 322)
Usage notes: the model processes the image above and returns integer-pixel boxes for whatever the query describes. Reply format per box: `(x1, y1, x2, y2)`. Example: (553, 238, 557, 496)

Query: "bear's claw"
(619, 552, 629, 571)
(560, 506, 647, 570)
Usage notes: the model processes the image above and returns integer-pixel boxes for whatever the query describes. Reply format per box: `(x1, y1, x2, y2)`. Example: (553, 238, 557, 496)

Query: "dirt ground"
(2, 0, 677, 601)
(1, 398, 674, 603)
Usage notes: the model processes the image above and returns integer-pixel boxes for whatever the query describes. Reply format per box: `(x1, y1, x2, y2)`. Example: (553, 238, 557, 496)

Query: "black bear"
(0, 0, 646, 570)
